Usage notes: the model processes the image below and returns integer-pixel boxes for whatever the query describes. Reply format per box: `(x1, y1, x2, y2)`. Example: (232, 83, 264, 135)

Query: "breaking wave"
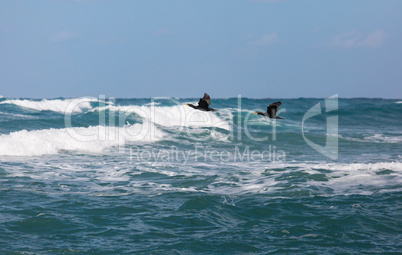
(0, 98, 101, 113)
(91, 104, 232, 131)
(0, 122, 165, 156)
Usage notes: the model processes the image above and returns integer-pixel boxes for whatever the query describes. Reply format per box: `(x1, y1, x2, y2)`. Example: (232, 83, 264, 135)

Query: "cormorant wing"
(198, 93, 211, 110)
(267, 101, 281, 117)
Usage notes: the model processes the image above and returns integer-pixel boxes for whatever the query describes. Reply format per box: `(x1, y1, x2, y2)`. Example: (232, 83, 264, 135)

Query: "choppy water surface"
(0, 97, 401, 254)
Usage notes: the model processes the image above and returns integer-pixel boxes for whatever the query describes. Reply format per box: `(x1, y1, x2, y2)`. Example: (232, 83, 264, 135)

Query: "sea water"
(0, 96, 401, 254)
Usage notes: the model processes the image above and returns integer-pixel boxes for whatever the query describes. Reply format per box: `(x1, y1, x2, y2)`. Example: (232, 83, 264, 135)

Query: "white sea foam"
(311, 161, 402, 172)
(300, 161, 402, 195)
(209, 161, 402, 196)
(0, 98, 100, 113)
(3, 155, 401, 198)
(395, 101, 402, 104)
(365, 134, 402, 143)
(92, 104, 232, 131)
(339, 134, 402, 144)
(144, 102, 161, 106)
(0, 122, 165, 156)
(0, 111, 38, 119)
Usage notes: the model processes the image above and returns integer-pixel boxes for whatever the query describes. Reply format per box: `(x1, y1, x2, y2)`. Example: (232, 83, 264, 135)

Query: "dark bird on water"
(255, 101, 284, 119)
(186, 93, 217, 112)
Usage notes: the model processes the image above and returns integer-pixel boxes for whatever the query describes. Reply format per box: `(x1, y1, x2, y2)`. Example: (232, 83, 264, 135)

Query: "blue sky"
(0, 0, 401, 98)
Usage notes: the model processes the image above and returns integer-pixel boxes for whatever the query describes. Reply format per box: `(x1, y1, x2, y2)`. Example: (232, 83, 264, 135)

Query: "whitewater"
(0, 96, 401, 254)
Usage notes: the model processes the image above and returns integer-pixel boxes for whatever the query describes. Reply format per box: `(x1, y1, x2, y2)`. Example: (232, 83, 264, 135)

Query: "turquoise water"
(0, 97, 401, 254)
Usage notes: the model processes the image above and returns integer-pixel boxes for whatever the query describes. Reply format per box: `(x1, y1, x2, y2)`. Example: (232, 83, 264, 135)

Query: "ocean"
(0, 96, 401, 254)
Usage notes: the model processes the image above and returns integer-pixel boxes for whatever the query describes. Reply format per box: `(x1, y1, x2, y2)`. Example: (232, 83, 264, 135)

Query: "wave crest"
(92, 104, 232, 131)
(0, 122, 165, 156)
(0, 98, 100, 113)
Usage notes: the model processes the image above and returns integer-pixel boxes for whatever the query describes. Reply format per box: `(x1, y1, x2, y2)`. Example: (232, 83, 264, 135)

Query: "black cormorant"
(255, 101, 283, 119)
(186, 93, 217, 112)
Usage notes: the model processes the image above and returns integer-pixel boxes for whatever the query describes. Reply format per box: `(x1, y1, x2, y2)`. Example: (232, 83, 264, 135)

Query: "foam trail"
(396, 101, 402, 104)
(0, 122, 165, 156)
(339, 134, 402, 144)
(0, 98, 100, 113)
(365, 134, 402, 143)
(308, 161, 402, 195)
(93, 104, 232, 130)
(0, 111, 37, 119)
(312, 161, 402, 171)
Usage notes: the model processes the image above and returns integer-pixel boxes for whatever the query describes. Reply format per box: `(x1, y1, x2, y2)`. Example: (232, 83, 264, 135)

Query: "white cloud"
(50, 31, 78, 43)
(251, 33, 278, 47)
(154, 28, 175, 36)
(361, 30, 386, 48)
(329, 30, 386, 49)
